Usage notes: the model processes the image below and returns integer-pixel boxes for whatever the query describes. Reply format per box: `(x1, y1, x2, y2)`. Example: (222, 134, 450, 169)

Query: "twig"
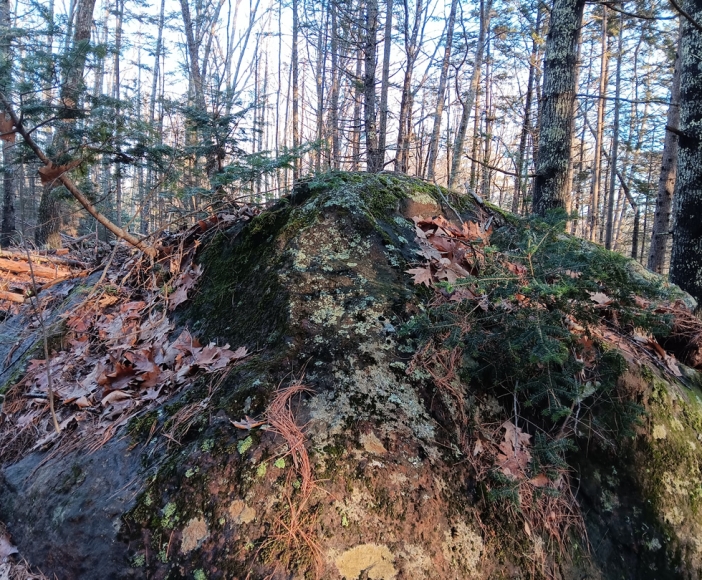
(434, 185, 464, 224)
(21, 237, 60, 434)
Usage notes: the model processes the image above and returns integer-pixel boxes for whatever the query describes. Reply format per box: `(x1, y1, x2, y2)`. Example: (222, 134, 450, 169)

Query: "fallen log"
(0, 257, 69, 280)
(0, 290, 25, 303)
(0, 249, 88, 270)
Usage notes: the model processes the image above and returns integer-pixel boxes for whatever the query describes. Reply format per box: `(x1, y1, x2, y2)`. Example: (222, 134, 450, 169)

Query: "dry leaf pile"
(406, 214, 491, 287)
(0, 205, 260, 464)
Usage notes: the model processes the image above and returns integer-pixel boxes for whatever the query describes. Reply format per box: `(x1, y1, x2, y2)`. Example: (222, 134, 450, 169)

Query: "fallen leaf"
(98, 295, 120, 308)
(406, 266, 433, 287)
(589, 291, 613, 306)
(101, 390, 132, 406)
(74, 396, 92, 408)
(231, 415, 266, 430)
(529, 473, 550, 487)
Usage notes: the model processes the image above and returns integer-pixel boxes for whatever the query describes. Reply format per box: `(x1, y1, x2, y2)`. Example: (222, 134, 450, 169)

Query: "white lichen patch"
(397, 543, 433, 577)
(306, 364, 436, 455)
(332, 544, 397, 580)
(180, 517, 209, 554)
(360, 431, 387, 455)
(228, 500, 256, 524)
(671, 417, 685, 432)
(652, 424, 668, 439)
(309, 292, 345, 326)
(441, 521, 483, 575)
(333, 487, 374, 524)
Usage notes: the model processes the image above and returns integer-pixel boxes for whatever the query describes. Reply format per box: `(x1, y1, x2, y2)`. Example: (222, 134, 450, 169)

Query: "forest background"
(0, 0, 692, 286)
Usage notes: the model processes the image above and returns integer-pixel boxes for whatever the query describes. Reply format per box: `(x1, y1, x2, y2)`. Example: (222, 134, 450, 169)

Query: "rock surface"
(1, 172, 702, 579)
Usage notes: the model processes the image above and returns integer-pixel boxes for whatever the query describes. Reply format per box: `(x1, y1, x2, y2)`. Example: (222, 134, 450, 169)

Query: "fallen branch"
(0, 92, 158, 259)
(0, 248, 88, 269)
(0, 290, 25, 303)
(0, 257, 67, 279)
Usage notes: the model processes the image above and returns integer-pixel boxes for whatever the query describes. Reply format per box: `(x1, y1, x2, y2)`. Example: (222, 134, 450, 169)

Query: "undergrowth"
(400, 211, 676, 569)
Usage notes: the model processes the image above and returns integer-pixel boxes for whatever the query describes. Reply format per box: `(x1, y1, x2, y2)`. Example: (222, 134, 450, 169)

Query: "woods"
(0, 0, 699, 289)
(4, 0, 702, 575)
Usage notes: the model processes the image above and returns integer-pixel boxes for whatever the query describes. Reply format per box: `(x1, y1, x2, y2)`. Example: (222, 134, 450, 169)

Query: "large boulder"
(2, 171, 702, 580)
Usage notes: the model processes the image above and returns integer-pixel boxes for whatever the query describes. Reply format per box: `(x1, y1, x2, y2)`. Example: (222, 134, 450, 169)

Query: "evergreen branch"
(0, 92, 158, 259)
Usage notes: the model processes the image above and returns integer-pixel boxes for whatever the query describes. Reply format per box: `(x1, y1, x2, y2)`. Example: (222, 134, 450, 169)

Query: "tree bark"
(35, 0, 98, 248)
(648, 32, 681, 273)
(511, 8, 542, 214)
(604, 14, 623, 250)
(0, 0, 14, 247)
(531, 0, 586, 216)
(669, 0, 702, 306)
(329, 4, 340, 169)
(449, 0, 491, 189)
(426, 0, 458, 181)
(588, 8, 609, 241)
(364, 0, 381, 172)
(292, 0, 300, 180)
(395, 0, 424, 174)
(377, 0, 393, 166)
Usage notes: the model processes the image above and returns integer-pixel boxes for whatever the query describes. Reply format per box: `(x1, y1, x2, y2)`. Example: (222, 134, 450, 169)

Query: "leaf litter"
(403, 209, 702, 559)
(0, 205, 260, 465)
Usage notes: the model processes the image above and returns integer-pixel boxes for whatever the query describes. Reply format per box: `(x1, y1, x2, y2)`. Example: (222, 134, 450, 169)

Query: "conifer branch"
(0, 92, 158, 258)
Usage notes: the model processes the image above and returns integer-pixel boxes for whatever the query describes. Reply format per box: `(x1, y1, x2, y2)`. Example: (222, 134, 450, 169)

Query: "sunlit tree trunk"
(395, 0, 424, 174)
(449, 0, 491, 189)
(377, 0, 393, 168)
(588, 8, 609, 241)
(292, 0, 300, 180)
(604, 14, 623, 250)
(36, 0, 98, 247)
(426, 0, 457, 181)
(364, 0, 381, 172)
(648, 32, 681, 273)
(0, 0, 14, 246)
(512, 7, 543, 214)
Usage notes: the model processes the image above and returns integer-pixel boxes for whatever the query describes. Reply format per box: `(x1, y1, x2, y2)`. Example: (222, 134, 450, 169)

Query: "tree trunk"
(292, 0, 300, 180)
(648, 32, 681, 273)
(35, 0, 98, 247)
(142, 0, 166, 235)
(449, 0, 490, 189)
(589, 8, 609, 241)
(604, 14, 622, 250)
(511, 7, 542, 214)
(352, 49, 362, 171)
(328, 4, 340, 169)
(377, 0, 393, 167)
(364, 0, 381, 172)
(669, 0, 702, 306)
(395, 0, 424, 174)
(0, 0, 14, 247)
(531, 0, 586, 216)
(426, 0, 458, 181)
